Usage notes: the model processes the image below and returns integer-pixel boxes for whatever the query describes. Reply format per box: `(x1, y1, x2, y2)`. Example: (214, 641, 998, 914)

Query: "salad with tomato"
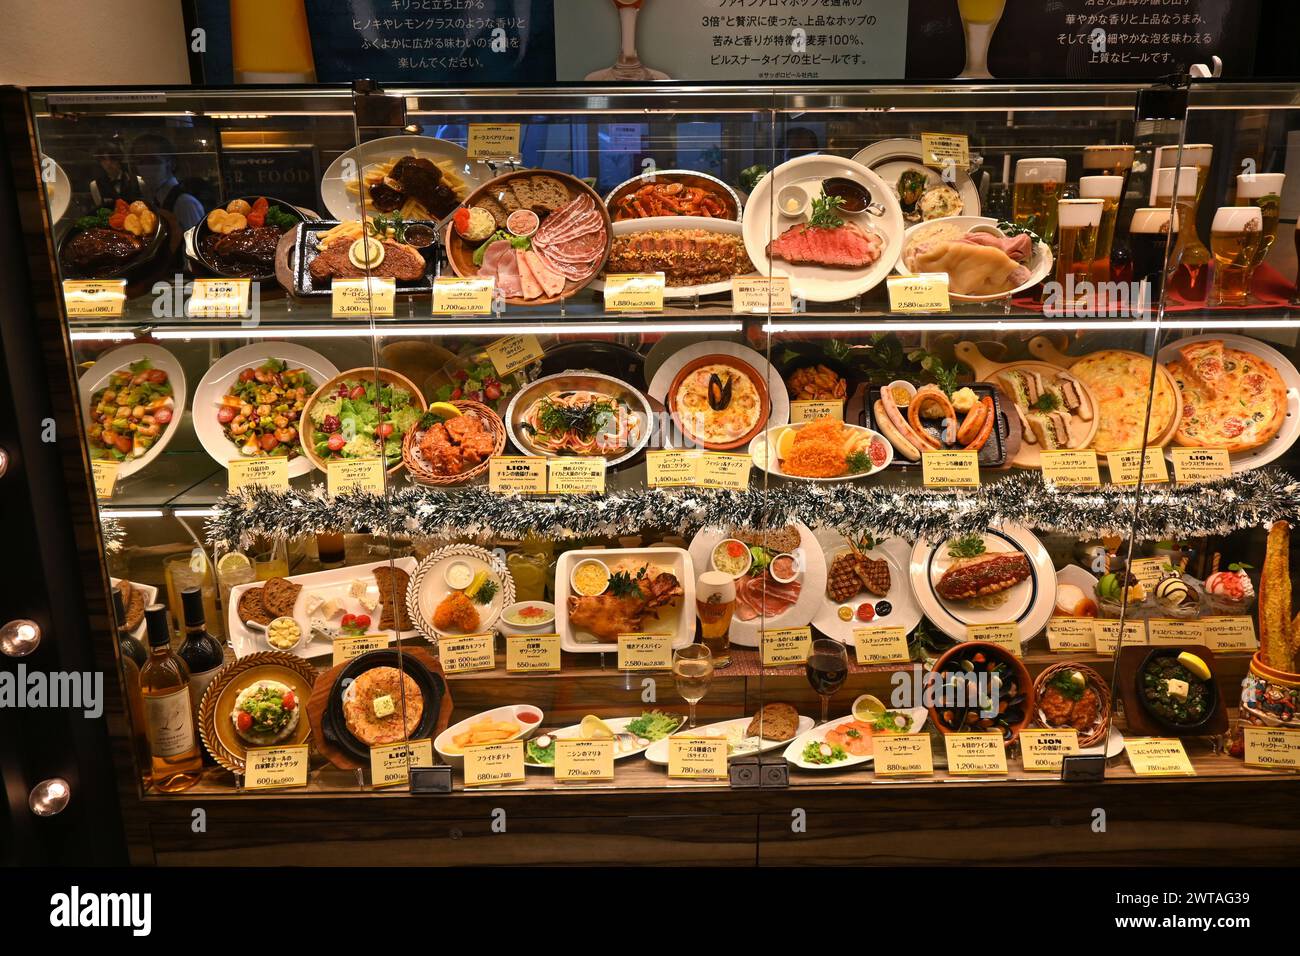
(229, 679, 300, 747)
(217, 359, 316, 459)
(307, 377, 422, 466)
(87, 359, 175, 461)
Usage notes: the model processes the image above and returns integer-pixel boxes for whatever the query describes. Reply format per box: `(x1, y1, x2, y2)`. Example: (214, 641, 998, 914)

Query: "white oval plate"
(434, 703, 544, 769)
(644, 714, 815, 766)
(851, 138, 981, 219)
(191, 342, 340, 478)
(525, 713, 687, 768)
(893, 215, 1052, 302)
(783, 708, 929, 771)
(910, 525, 1057, 645)
(748, 421, 893, 482)
(78, 344, 187, 480)
(810, 533, 923, 644)
(1156, 332, 1300, 473)
(743, 153, 904, 303)
(408, 544, 514, 642)
(687, 521, 828, 648)
(591, 216, 753, 298)
(320, 134, 485, 222)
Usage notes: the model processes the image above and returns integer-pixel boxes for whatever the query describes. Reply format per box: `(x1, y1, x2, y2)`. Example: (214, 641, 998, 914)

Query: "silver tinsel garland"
(204, 468, 1300, 547)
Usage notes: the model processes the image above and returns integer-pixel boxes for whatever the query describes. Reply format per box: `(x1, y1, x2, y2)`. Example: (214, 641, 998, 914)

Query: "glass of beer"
(1083, 144, 1135, 178)
(1151, 165, 1205, 300)
(1128, 206, 1180, 306)
(1079, 175, 1124, 285)
(672, 643, 714, 729)
(1053, 199, 1103, 302)
(1154, 145, 1214, 295)
(956, 0, 1007, 79)
(1013, 158, 1068, 246)
(1235, 172, 1285, 299)
(696, 571, 735, 669)
(1209, 206, 1263, 307)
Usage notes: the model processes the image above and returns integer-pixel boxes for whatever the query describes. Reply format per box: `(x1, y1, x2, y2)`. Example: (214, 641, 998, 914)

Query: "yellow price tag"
(327, 457, 385, 497)
(369, 738, 434, 788)
(922, 449, 979, 487)
(668, 736, 728, 780)
(488, 456, 548, 494)
(1093, 619, 1147, 654)
(943, 733, 1007, 775)
(874, 734, 935, 777)
(332, 633, 388, 667)
(484, 334, 544, 376)
(1243, 726, 1300, 771)
(696, 452, 752, 490)
(439, 633, 496, 674)
(1046, 617, 1099, 653)
(547, 458, 606, 494)
(332, 276, 395, 317)
(432, 276, 494, 315)
(1039, 449, 1101, 488)
(1200, 616, 1257, 653)
(63, 279, 126, 317)
(188, 278, 251, 317)
(1106, 448, 1169, 485)
(91, 459, 120, 500)
(887, 273, 951, 314)
(761, 626, 811, 667)
(1146, 618, 1205, 646)
(852, 625, 910, 665)
(467, 123, 521, 159)
(730, 275, 793, 314)
(462, 740, 526, 787)
(604, 272, 665, 312)
(789, 400, 843, 423)
(243, 745, 309, 790)
(966, 622, 1020, 655)
(1125, 737, 1196, 776)
(616, 633, 673, 670)
(554, 738, 615, 783)
(920, 132, 970, 170)
(645, 449, 703, 487)
(1020, 728, 1079, 772)
(227, 457, 289, 493)
(504, 633, 561, 673)
(1171, 447, 1231, 484)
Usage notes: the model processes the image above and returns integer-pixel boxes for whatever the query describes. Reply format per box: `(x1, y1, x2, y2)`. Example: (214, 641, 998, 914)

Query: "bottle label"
(188, 667, 222, 719)
(144, 686, 196, 758)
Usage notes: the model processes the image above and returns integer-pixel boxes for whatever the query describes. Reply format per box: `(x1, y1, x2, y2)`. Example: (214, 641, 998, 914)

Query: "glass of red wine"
(806, 638, 849, 724)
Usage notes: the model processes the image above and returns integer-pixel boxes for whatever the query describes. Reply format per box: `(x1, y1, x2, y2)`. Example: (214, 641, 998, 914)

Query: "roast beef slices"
(309, 240, 425, 281)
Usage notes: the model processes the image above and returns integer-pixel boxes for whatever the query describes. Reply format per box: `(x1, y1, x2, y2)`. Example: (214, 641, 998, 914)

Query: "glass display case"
(6, 78, 1300, 865)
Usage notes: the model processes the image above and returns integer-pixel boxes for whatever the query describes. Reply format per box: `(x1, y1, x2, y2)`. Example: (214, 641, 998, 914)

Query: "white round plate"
(41, 155, 70, 222)
(434, 703, 543, 769)
(591, 216, 750, 298)
(525, 713, 687, 768)
(748, 421, 893, 482)
(910, 524, 1057, 645)
(810, 532, 922, 644)
(893, 215, 1053, 302)
(192, 342, 340, 478)
(644, 714, 815, 766)
(1156, 332, 1300, 473)
(78, 344, 187, 480)
(851, 138, 981, 220)
(743, 153, 904, 303)
(783, 708, 929, 770)
(643, 330, 747, 386)
(408, 544, 514, 642)
(1079, 723, 1126, 759)
(648, 339, 789, 443)
(687, 521, 827, 647)
(320, 135, 485, 222)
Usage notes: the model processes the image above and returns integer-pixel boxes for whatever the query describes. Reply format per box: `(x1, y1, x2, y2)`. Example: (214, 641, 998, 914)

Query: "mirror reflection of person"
(131, 133, 204, 231)
(88, 137, 143, 209)
(783, 127, 820, 161)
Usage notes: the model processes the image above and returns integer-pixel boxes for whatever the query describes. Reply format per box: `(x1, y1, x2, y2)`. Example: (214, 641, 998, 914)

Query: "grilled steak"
(308, 240, 426, 281)
(204, 225, 283, 269)
(936, 552, 1031, 601)
(63, 227, 143, 276)
(766, 220, 881, 268)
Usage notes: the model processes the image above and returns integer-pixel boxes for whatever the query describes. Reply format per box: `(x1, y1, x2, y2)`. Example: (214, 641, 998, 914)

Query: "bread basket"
(401, 399, 506, 486)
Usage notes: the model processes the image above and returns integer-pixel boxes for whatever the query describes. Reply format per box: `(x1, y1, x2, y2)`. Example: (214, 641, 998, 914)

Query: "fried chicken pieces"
(419, 413, 496, 477)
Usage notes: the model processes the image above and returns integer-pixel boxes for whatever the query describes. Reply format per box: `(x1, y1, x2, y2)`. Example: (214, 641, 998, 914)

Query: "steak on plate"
(309, 239, 425, 281)
(63, 227, 144, 276)
(766, 220, 881, 269)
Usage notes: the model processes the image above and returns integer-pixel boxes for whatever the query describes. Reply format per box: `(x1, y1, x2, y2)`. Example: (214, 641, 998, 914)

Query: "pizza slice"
(1176, 339, 1227, 399)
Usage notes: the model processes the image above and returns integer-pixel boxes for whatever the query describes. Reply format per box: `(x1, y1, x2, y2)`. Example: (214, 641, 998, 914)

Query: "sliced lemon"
(217, 552, 252, 577)
(775, 426, 798, 462)
(580, 715, 615, 739)
(428, 401, 462, 419)
(852, 694, 886, 721)
(1177, 651, 1211, 681)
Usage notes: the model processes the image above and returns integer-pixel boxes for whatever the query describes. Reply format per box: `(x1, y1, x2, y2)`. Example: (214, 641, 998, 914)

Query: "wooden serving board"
(307, 647, 453, 772)
(954, 340, 1099, 470)
(1116, 644, 1229, 738)
(1028, 337, 1183, 452)
(445, 170, 612, 307)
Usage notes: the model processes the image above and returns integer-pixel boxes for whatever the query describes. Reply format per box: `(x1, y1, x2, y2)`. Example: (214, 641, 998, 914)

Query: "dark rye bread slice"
(746, 702, 799, 741)
(507, 177, 537, 212)
(261, 576, 302, 618)
(474, 195, 509, 230)
(372, 565, 412, 631)
(237, 586, 275, 626)
(528, 175, 571, 213)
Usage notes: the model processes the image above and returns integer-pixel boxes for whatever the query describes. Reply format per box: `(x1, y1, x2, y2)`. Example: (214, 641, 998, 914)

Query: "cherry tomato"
(146, 369, 168, 384)
(450, 387, 463, 400)
(349, 385, 366, 401)
(484, 383, 502, 401)
(376, 423, 394, 439)
(340, 613, 356, 628)
(354, 614, 371, 629)
(282, 691, 296, 710)
(259, 433, 279, 451)
(236, 711, 253, 732)
(327, 433, 346, 452)
(114, 434, 132, 454)
(154, 408, 173, 425)
(239, 369, 256, 382)
(216, 406, 236, 424)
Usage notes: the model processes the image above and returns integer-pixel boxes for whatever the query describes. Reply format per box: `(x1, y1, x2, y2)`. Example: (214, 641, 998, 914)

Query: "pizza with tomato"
(1167, 340, 1288, 452)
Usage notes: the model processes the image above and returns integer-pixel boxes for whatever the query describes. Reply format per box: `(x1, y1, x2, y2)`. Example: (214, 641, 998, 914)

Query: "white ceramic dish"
(809, 533, 923, 644)
(408, 544, 514, 642)
(1079, 724, 1126, 759)
(320, 134, 485, 221)
(591, 216, 753, 298)
(226, 557, 417, 660)
(1054, 563, 1100, 616)
(687, 522, 828, 648)
(497, 601, 557, 637)
(748, 421, 893, 482)
(109, 578, 157, 639)
(525, 713, 687, 768)
(851, 138, 981, 219)
(783, 708, 929, 770)
(78, 344, 187, 480)
(1155, 332, 1300, 473)
(893, 215, 1053, 302)
(555, 546, 696, 654)
(910, 525, 1057, 645)
(647, 339, 789, 446)
(433, 703, 545, 769)
(743, 154, 904, 303)
(191, 342, 340, 478)
(644, 713, 815, 766)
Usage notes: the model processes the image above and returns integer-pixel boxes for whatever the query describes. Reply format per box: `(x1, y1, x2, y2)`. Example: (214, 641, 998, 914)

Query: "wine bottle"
(111, 586, 147, 668)
(140, 603, 202, 792)
(178, 586, 225, 724)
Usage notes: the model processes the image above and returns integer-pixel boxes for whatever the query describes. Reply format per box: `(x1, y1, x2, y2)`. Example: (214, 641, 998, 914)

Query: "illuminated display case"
(3, 79, 1300, 866)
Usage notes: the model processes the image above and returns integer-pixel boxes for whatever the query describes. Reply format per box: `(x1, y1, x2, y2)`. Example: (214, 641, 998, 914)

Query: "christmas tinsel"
(205, 468, 1300, 548)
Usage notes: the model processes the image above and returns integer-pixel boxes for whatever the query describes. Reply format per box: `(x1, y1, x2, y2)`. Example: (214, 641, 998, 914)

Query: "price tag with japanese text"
(227, 456, 289, 494)
(874, 734, 934, 778)
(327, 457, 385, 497)
(920, 132, 970, 170)
(1107, 448, 1169, 485)
(922, 449, 979, 488)
(1200, 616, 1257, 653)
(1020, 728, 1079, 772)
(331, 634, 388, 667)
(853, 626, 910, 666)
(505, 633, 561, 672)
(554, 739, 616, 783)
(369, 738, 434, 789)
(488, 456, 547, 494)
(432, 276, 494, 315)
(730, 275, 793, 314)
(439, 633, 496, 674)
(761, 626, 811, 667)
(92, 459, 119, 500)
(668, 736, 728, 780)
(944, 733, 1007, 776)
(1243, 726, 1300, 772)
(645, 449, 703, 487)
(1171, 447, 1231, 484)
(1126, 737, 1196, 776)
(1146, 618, 1205, 646)
(1039, 449, 1101, 488)
(467, 123, 521, 159)
(485, 333, 544, 376)
(547, 458, 606, 494)
(966, 622, 1020, 656)
(789, 400, 843, 423)
(604, 273, 664, 312)
(617, 633, 673, 671)
(63, 279, 126, 317)
(1093, 619, 1147, 655)
(696, 452, 752, 490)
(187, 278, 251, 317)
(463, 740, 526, 787)
(887, 273, 951, 314)
(243, 745, 309, 791)
(332, 276, 395, 317)
(1047, 617, 1098, 653)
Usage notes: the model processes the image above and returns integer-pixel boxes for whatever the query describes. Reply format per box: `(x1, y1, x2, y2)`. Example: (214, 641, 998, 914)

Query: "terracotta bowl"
(401, 399, 505, 486)
(300, 367, 426, 477)
(926, 641, 1036, 746)
(667, 353, 770, 451)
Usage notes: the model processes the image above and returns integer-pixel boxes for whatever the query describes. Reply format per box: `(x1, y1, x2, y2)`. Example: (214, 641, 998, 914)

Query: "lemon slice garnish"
(1177, 652, 1211, 681)
(580, 715, 615, 739)
(217, 552, 252, 576)
(428, 401, 462, 419)
(775, 426, 798, 462)
(852, 695, 886, 721)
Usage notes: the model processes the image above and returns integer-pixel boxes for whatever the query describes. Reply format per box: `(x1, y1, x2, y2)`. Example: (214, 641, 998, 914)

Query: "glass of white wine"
(673, 643, 713, 729)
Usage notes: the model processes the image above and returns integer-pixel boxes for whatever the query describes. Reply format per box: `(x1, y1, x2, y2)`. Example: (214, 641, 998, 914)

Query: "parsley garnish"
(845, 450, 875, 473)
(1031, 391, 1061, 413)
(947, 534, 987, 559)
(607, 569, 645, 599)
(808, 191, 846, 229)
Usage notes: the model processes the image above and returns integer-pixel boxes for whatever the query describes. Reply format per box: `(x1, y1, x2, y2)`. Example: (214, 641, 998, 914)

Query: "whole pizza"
(1166, 340, 1288, 452)
(1069, 350, 1177, 454)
